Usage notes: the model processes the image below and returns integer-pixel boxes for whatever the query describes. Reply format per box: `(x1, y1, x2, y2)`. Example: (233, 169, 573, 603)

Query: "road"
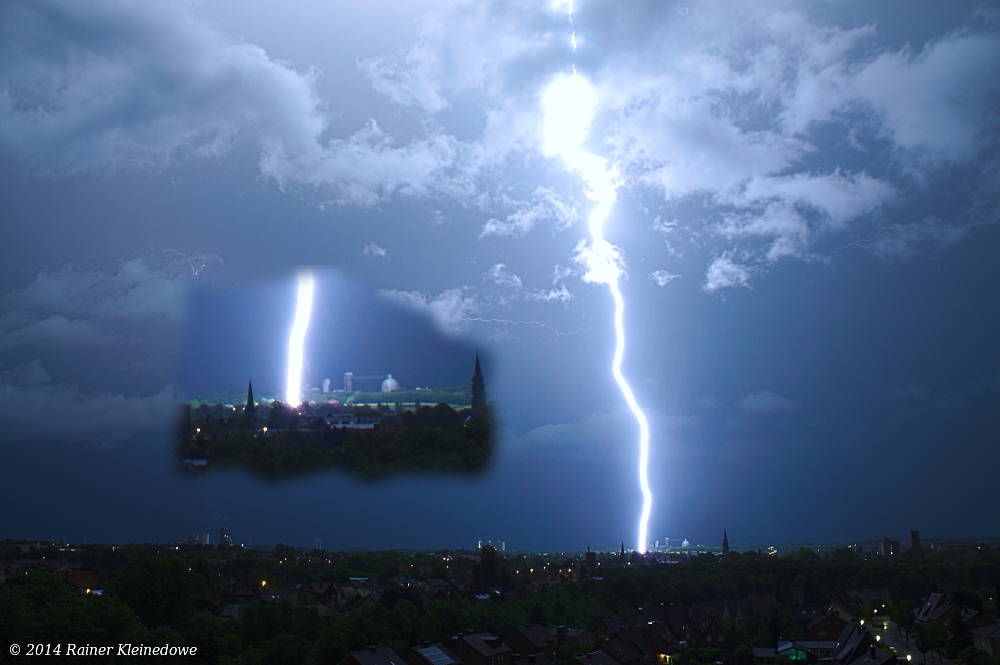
(875, 621, 956, 665)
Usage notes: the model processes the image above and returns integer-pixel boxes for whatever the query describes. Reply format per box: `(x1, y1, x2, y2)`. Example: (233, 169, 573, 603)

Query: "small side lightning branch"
(462, 317, 591, 337)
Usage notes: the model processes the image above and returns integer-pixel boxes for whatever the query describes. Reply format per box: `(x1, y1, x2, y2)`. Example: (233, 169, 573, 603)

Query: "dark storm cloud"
(0, 0, 322, 172)
(737, 390, 800, 414)
(0, 256, 208, 445)
(0, 358, 175, 446)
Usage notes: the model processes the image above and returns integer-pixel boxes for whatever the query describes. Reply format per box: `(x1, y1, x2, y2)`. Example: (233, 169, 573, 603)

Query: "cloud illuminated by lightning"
(542, 13, 653, 553)
(285, 269, 314, 407)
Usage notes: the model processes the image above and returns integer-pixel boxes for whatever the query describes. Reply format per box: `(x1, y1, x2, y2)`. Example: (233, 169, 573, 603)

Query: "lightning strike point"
(285, 269, 315, 407)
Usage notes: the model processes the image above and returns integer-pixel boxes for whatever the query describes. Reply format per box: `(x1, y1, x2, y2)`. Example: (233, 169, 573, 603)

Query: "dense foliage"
(179, 405, 494, 479)
(3, 540, 999, 665)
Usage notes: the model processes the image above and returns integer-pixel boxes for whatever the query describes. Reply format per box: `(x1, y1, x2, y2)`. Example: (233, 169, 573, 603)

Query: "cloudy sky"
(1, 0, 998, 551)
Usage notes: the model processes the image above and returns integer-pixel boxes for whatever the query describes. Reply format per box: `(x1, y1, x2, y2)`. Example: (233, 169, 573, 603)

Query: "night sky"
(1, 0, 998, 552)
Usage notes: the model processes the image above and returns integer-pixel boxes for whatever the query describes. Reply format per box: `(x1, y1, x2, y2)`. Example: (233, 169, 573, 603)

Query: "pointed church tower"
(470, 353, 486, 413)
(245, 379, 257, 427)
(722, 530, 730, 557)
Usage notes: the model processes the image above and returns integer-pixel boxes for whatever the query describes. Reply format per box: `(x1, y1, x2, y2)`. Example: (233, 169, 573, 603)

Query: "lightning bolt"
(828, 215, 1000, 258)
(543, 3, 653, 553)
(462, 317, 591, 337)
(285, 268, 315, 407)
(150, 245, 222, 275)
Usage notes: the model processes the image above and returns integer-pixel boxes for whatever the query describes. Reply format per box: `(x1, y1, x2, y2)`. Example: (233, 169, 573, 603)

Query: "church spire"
(470, 353, 485, 412)
(722, 529, 730, 557)
(246, 379, 256, 415)
(245, 379, 257, 427)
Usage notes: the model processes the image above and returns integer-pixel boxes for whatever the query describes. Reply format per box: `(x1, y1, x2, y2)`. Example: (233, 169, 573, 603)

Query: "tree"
(107, 555, 203, 630)
(479, 545, 500, 589)
(956, 646, 996, 665)
(914, 622, 947, 664)
(892, 599, 917, 640)
(267, 401, 293, 429)
(529, 601, 548, 627)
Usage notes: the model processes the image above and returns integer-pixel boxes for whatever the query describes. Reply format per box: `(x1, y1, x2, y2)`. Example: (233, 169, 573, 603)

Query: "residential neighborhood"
(2, 537, 999, 665)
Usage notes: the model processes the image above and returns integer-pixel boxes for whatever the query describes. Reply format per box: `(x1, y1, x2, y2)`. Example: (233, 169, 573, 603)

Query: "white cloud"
(479, 187, 580, 238)
(737, 390, 800, 414)
(528, 286, 573, 302)
(703, 253, 753, 293)
(649, 270, 680, 287)
(362, 243, 388, 259)
(485, 263, 523, 291)
(261, 119, 481, 207)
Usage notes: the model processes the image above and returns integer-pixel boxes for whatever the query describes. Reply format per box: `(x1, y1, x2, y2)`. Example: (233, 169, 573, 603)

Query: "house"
(597, 638, 643, 665)
(791, 607, 829, 629)
(219, 579, 259, 605)
(340, 646, 409, 665)
(310, 581, 337, 605)
(833, 623, 875, 665)
(218, 604, 250, 620)
(551, 626, 597, 651)
(693, 616, 728, 649)
(961, 610, 998, 632)
(532, 570, 561, 586)
(333, 584, 358, 606)
(597, 618, 628, 642)
(504, 625, 556, 656)
(513, 655, 557, 665)
(612, 626, 673, 665)
(453, 633, 513, 665)
(916, 593, 952, 626)
(780, 640, 839, 661)
(575, 652, 621, 665)
(403, 643, 465, 665)
(843, 645, 897, 665)
(56, 569, 97, 594)
(970, 623, 1000, 657)
(807, 610, 850, 640)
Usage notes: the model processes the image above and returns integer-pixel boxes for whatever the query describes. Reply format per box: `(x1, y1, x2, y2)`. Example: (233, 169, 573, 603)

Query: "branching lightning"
(150, 245, 222, 276)
(462, 316, 591, 337)
(285, 269, 315, 407)
(544, 1, 653, 553)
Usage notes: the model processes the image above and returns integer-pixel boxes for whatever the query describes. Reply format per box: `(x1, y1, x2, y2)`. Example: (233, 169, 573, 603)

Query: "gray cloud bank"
(0, 256, 205, 445)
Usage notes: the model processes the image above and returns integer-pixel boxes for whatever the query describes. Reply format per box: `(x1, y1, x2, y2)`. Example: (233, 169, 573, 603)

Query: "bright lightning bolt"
(542, 25, 653, 553)
(285, 269, 315, 407)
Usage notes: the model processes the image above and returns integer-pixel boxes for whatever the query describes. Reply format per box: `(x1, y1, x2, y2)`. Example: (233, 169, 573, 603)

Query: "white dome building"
(381, 374, 399, 393)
